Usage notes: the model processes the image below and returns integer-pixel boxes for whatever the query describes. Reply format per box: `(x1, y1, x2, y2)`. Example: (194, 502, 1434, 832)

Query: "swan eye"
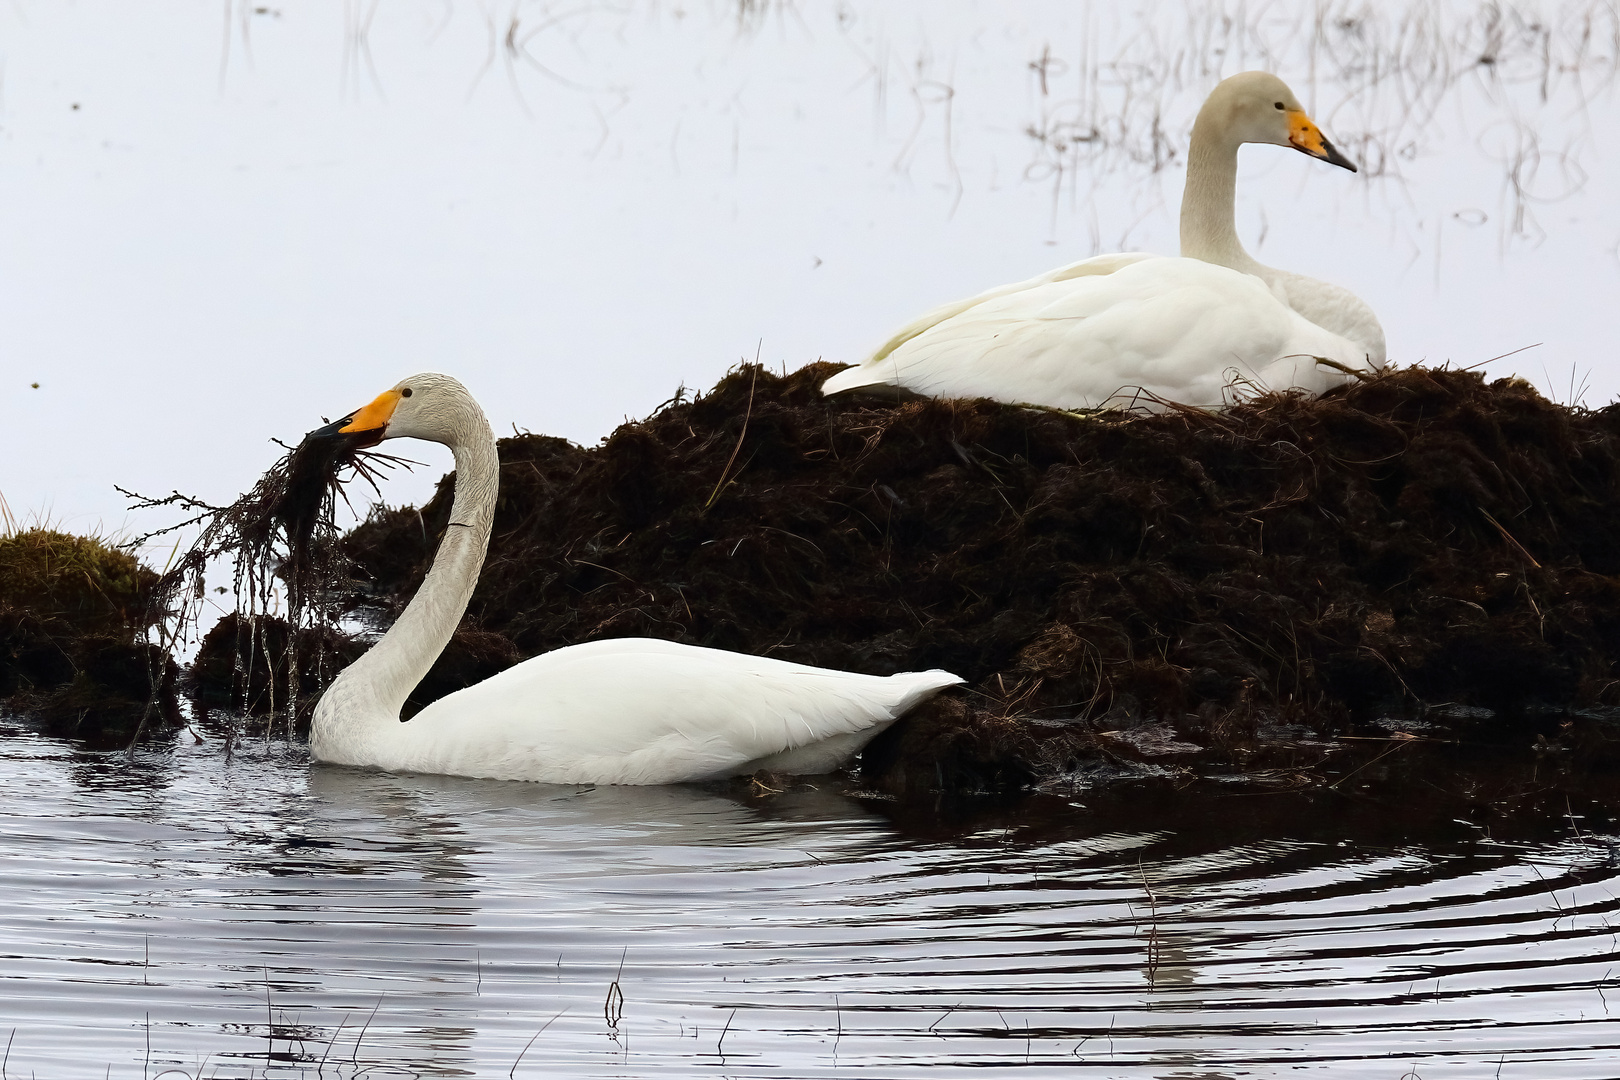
(401, 387, 413, 398)
(1274, 101, 1284, 110)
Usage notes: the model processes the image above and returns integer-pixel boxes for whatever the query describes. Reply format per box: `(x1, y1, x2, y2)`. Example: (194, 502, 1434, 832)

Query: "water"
(3, 1, 1617, 534)
(2, 721, 1618, 1078)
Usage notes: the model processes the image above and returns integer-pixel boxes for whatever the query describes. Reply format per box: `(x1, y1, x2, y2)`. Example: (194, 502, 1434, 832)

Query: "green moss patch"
(0, 529, 177, 742)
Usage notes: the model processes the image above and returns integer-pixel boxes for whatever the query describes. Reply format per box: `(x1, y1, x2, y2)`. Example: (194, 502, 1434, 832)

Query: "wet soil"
(189, 612, 360, 721)
(332, 362, 1620, 800)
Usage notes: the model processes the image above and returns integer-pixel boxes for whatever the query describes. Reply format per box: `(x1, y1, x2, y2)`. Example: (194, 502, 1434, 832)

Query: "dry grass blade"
(510, 1008, 568, 1077)
(352, 994, 384, 1065)
(1314, 357, 1378, 382)
(704, 365, 758, 511)
(1479, 507, 1542, 568)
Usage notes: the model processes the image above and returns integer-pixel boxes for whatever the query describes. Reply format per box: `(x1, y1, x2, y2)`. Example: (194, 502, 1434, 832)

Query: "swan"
(822, 71, 1386, 410)
(305, 373, 963, 785)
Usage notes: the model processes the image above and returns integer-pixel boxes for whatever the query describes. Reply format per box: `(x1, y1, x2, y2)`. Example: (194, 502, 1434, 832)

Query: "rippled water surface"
(2, 724, 1618, 1078)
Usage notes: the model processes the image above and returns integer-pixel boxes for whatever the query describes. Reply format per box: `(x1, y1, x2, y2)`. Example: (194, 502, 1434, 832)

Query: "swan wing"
(1264, 270, 1387, 368)
(397, 639, 963, 785)
(824, 252, 1157, 395)
(829, 257, 1370, 409)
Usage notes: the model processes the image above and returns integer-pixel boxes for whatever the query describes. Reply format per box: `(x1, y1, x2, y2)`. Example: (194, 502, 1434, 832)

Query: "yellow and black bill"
(1287, 109, 1357, 172)
(306, 388, 400, 449)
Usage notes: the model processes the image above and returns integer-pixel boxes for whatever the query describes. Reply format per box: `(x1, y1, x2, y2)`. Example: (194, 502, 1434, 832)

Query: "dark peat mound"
(335, 362, 1620, 804)
(0, 529, 179, 743)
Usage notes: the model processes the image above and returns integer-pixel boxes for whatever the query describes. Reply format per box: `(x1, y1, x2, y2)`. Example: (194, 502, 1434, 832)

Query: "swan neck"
(317, 402, 499, 745)
(1180, 111, 1255, 273)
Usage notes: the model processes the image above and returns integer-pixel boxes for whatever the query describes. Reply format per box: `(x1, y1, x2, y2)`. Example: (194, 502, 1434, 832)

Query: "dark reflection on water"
(1, 724, 1617, 1078)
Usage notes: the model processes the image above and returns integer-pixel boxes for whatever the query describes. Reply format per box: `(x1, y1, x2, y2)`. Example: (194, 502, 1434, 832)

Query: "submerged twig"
(352, 994, 384, 1065)
(716, 1008, 737, 1056)
(605, 948, 626, 1029)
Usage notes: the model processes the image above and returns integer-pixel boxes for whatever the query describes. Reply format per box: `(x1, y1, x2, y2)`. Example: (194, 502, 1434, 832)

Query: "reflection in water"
(0, 725, 1618, 1077)
(299, 0, 1620, 259)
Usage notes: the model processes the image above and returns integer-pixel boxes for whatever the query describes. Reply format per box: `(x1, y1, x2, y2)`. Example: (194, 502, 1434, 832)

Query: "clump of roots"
(124, 430, 411, 735)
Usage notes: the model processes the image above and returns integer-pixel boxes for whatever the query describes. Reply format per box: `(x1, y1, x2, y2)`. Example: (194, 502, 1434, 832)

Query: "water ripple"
(0, 729, 1614, 1077)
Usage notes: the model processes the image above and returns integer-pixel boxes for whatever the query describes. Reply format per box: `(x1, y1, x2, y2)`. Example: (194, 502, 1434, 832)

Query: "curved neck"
(1179, 109, 1259, 274)
(325, 406, 499, 731)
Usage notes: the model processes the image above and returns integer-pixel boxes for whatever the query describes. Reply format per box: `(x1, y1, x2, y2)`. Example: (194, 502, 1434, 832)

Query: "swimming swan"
(822, 71, 1386, 410)
(307, 373, 964, 785)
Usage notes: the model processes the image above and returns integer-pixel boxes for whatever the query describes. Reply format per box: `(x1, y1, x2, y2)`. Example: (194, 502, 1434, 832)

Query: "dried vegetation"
(122, 427, 404, 737)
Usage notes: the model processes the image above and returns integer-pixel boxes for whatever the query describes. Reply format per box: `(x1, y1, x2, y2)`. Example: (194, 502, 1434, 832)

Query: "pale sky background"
(1, 0, 1616, 544)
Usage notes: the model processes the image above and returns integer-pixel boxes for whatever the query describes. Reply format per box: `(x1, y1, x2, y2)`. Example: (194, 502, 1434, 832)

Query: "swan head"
(308, 372, 474, 449)
(1202, 71, 1357, 172)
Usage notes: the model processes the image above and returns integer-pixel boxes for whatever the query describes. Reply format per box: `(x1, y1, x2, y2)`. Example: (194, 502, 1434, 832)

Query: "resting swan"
(822, 71, 1386, 410)
(307, 373, 963, 785)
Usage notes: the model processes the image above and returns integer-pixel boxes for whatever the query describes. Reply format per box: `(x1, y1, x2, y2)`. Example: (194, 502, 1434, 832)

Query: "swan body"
(823, 253, 1373, 410)
(823, 72, 1386, 410)
(308, 374, 963, 785)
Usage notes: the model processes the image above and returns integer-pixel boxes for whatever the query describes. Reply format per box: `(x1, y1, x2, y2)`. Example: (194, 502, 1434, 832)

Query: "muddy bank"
(189, 612, 359, 722)
(0, 529, 178, 743)
(332, 362, 1620, 797)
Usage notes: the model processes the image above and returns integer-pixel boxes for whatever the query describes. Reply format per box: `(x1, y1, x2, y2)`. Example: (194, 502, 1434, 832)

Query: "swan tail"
(822, 363, 902, 397)
(740, 669, 963, 776)
(884, 669, 966, 716)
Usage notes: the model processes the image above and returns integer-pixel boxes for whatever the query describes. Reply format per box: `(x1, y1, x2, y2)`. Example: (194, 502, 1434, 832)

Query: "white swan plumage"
(308, 373, 963, 785)
(822, 71, 1386, 410)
